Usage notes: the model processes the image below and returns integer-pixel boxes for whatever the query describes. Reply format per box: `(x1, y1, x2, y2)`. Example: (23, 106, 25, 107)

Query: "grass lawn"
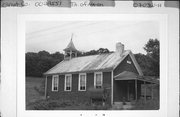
(26, 77, 159, 110)
(26, 77, 45, 110)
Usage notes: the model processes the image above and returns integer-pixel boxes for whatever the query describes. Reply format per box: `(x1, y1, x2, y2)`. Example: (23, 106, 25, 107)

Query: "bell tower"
(63, 34, 78, 60)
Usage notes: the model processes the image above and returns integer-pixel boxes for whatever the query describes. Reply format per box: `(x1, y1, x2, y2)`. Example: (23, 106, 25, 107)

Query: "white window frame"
(78, 73, 87, 91)
(94, 72, 103, 89)
(52, 75, 59, 91)
(64, 74, 72, 91)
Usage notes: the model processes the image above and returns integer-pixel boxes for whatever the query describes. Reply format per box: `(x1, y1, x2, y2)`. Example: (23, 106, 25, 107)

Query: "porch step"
(112, 102, 133, 110)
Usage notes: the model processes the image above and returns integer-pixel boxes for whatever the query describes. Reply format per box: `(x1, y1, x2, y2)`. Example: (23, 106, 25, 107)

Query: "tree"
(38, 50, 50, 57)
(134, 53, 154, 76)
(78, 48, 111, 57)
(135, 39, 159, 77)
(97, 48, 110, 54)
(51, 52, 64, 61)
(144, 39, 159, 61)
(26, 51, 64, 77)
(26, 52, 40, 76)
(26, 48, 110, 77)
(144, 39, 159, 76)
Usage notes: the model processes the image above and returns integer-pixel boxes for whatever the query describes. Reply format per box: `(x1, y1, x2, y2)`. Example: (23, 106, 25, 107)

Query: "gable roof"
(44, 50, 143, 76)
(114, 71, 158, 84)
(114, 71, 138, 79)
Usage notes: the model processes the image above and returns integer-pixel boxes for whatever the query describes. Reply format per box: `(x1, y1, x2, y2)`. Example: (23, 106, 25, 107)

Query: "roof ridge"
(70, 52, 114, 59)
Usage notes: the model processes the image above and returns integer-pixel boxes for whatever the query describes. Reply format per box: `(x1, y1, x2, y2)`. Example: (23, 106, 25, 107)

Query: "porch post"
(151, 83, 154, 100)
(135, 79, 137, 101)
(111, 71, 114, 105)
(45, 76, 47, 98)
(144, 81, 146, 103)
(127, 82, 129, 101)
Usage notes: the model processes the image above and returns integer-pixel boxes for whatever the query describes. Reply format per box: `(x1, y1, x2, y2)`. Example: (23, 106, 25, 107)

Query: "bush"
(27, 98, 111, 110)
(93, 104, 111, 110)
(28, 99, 73, 110)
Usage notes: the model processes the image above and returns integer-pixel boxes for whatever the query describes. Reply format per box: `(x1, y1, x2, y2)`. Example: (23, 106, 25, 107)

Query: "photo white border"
(17, 14, 168, 117)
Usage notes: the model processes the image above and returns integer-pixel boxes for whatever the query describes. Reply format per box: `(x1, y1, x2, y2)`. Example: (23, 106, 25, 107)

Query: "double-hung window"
(65, 74, 72, 91)
(79, 73, 86, 91)
(94, 72, 103, 89)
(52, 75, 59, 91)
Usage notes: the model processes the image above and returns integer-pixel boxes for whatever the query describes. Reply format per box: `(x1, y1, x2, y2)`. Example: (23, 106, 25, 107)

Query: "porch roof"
(114, 71, 159, 84)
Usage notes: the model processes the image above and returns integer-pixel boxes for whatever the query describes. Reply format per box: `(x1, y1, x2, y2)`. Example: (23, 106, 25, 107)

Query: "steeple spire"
(63, 34, 78, 60)
(64, 34, 77, 51)
(71, 33, 73, 41)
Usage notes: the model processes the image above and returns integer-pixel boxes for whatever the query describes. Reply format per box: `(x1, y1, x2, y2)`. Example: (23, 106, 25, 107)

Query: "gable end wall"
(113, 55, 139, 76)
(113, 55, 139, 102)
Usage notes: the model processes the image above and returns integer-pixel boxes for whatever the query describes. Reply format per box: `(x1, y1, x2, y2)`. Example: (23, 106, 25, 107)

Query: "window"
(65, 74, 72, 91)
(52, 75, 59, 91)
(94, 72, 103, 89)
(79, 73, 86, 91)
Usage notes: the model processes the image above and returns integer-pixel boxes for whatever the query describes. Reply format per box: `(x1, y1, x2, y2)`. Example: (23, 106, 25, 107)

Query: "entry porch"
(113, 71, 159, 104)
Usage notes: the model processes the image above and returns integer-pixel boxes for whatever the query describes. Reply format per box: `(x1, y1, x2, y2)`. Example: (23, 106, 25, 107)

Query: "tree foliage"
(26, 48, 110, 77)
(135, 39, 159, 77)
(26, 51, 64, 77)
(144, 39, 159, 61)
(78, 48, 111, 56)
(26, 40, 159, 78)
(134, 53, 155, 76)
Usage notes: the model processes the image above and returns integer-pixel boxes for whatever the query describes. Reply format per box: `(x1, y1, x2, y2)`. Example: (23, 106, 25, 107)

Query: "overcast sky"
(26, 21, 159, 54)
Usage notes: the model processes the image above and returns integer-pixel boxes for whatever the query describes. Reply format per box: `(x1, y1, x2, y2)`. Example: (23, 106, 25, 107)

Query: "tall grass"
(132, 98, 159, 110)
(27, 99, 111, 110)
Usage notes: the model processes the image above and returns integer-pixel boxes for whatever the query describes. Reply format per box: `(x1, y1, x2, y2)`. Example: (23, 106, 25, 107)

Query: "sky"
(26, 21, 159, 54)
